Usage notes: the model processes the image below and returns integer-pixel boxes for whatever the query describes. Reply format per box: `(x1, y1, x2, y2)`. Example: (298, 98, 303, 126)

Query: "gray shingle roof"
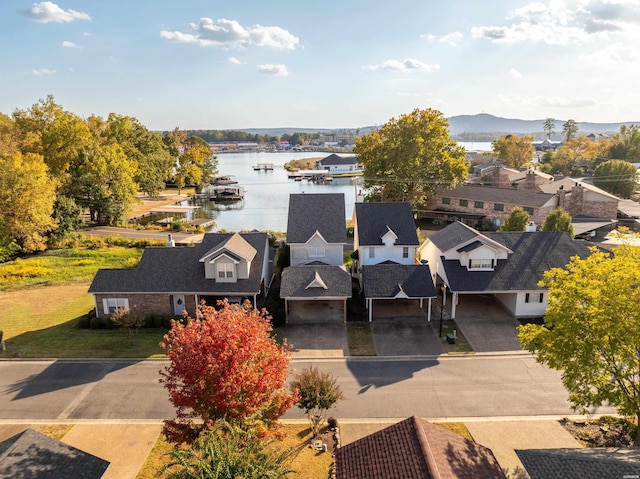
(280, 265, 352, 299)
(362, 264, 436, 299)
(517, 447, 640, 479)
(355, 202, 419, 246)
(441, 185, 555, 207)
(88, 232, 268, 295)
(317, 153, 358, 166)
(200, 233, 257, 263)
(286, 193, 347, 244)
(0, 428, 110, 479)
(428, 221, 484, 252)
(335, 416, 506, 479)
(442, 231, 592, 292)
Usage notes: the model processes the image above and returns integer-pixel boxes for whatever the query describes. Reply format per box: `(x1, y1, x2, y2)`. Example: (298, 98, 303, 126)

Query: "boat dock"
(253, 162, 274, 171)
(192, 185, 245, 201)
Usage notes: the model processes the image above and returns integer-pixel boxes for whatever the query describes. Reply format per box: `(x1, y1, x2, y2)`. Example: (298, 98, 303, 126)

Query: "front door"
(173, 294, 185, 316)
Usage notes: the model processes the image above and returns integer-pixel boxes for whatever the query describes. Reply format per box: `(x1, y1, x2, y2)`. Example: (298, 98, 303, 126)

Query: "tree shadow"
(444, 439, 507, 478)
(346, 359, 439, 392)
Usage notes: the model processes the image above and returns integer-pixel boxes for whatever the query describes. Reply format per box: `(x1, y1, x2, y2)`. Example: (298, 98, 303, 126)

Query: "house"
(335, 416, 506, 479)
(433, 184, 557, 229)
(352, 202, 436, 321)
(88, 232, 271, 318)
(418, 221, 592, 318)
(0, 428, 110, 479)
(532, 138, 563, 151)
(280, 193, 351, 322)
(538, 177, 619, 220)
(315, 154, 362, 175)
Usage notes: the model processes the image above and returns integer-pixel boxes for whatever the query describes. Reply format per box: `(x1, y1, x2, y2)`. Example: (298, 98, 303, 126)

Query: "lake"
(182, 142, 493, 233)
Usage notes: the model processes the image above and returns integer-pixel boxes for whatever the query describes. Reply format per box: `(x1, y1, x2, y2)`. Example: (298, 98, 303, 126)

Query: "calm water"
(180, 143, 492, 233)
(184, 152, 362, 232)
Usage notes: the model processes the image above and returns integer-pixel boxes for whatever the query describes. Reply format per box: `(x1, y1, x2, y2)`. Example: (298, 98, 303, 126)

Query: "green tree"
(161, 422, 294, 478)
(354, 108, 467, 208)
(541, 208, 573, 237)
(593, 159, 637, 198)
(518, 245, 640, 445)
(606, 125, 640, 161)
(0, 152, 57, 253)
(543, 118, 556, 139)
(49, 195, 84, 245)
(562, 119, 579, 142)
(174, 136, 218, 194)
(500, 207, 529, 232)
(491, 135, 535, 169)
(289, 366, 345, 436)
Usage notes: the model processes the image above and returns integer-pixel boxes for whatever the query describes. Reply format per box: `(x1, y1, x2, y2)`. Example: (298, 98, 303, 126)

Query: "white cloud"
(510, 68, 522, 78)
(368, 58, 439, 73)
(257, 64, 289, 76)
(32, 68, 56, 75)
(420, 33, 437, 41)
(228, 57, 242, 64)
(62, 40, 81, 48)
(421, 31, 463, 46)
(161, 18, 299, 50)
(579, 41, 640, 68)
(22, 2, 90, 23)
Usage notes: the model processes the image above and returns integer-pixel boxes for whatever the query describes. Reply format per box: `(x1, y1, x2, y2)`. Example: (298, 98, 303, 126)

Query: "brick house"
(538, 177, 619, 219)
(88, 232, 271, 318)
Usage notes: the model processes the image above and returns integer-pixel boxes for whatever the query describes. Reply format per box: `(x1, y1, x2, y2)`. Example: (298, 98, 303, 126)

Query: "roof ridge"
(412, 416, 441, 479)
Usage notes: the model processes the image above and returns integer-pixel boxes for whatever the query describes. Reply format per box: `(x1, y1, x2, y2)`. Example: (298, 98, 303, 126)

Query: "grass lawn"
(135, 424, 332, 479)
(346, 321, 377, 356)
(432, 320, 474, 354)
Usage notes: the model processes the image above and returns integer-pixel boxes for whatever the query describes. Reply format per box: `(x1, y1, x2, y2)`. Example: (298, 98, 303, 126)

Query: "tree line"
(0, 95, 218, 261)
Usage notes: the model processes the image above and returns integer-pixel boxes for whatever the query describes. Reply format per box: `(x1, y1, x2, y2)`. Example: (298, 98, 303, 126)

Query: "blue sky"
(1, 0, 639, 130)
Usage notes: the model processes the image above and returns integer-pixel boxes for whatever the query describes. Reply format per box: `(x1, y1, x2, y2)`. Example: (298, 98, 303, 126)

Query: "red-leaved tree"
(160, 300, 297, 444)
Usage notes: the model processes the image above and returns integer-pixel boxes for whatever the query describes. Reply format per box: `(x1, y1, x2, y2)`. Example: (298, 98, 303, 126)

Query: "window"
(474, 201, 484, 209)
(494, 203, 504, 211)
(402, 247, 409, 258)
(459, 199, 468, 207)
(442, 197, 451, 205)
(308, 246, 326, 258)
(523, 207, 534, 215)
(103, 298, 129, 315)
(469, 259, 493, 269)
(368, 247, 375, 259)
(525, 293, 544, 303)
(217, 263, 234, 279)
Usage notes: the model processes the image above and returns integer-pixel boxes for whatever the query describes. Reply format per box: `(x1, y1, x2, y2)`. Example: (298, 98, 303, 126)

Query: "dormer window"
(469, 259, 494, 270)
(217, 263, 234, 279)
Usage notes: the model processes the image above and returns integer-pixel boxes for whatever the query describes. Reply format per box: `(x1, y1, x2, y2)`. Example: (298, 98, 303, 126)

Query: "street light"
(439, 284, 446, 338)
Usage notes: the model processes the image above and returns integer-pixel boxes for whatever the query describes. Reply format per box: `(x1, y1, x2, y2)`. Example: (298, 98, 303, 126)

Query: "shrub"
(89, 317, 102, 330)
(327, 417, 338, 429)
(162, 316, 173, 329)
(144, 315, 155, 328)
(103, 317, 116, 329)
(153, 315, 165, 329)
(77, 316, 90, 329)
(110, 308, 146, 343)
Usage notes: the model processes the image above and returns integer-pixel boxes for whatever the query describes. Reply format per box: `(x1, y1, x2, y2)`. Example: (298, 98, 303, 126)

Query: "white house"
(316, 154, 362, 175)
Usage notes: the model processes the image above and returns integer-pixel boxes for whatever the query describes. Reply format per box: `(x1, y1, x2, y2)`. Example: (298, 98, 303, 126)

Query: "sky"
(1, 0, 639, 130)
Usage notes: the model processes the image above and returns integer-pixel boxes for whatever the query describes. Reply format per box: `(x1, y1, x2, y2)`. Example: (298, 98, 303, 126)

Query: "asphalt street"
(0, 356, 616, 422)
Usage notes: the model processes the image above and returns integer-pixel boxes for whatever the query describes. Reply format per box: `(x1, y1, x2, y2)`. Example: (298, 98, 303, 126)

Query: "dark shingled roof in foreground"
(0, 428, 110, 479)
(335, 416, 506, 479)
(280, 265, 352, 299)
(517, 447, 640, 479)
(362, 264, 436, 299)
(442, 230, 592, 292)
(355, 202, 419, 246)
(286, 193, 346, 244)
(88, 232, 268, 295)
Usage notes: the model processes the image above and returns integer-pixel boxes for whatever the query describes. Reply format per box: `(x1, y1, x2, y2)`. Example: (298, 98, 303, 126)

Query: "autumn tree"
(543, 118, 556, 139)
(550, 136, 600, 175)
(500, 207, 529, 232)
(354, 108, 467, 209)
(174, 136, 218, 194)
(491, 135, 535, 169)
(0, 113, 20, 157)
(290, 366, 345, 436)
(0, 152, 57, 254)
(541, 208, 573, 237)
(518, 245, 640, 445)
(562, 119, 579, 142)
(109, 307, 145, 345)
(593, 159, 637, 198)
(160, 301, 297, 444)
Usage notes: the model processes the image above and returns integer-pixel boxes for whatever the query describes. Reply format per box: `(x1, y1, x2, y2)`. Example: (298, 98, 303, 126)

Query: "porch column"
(451, 292, 458, 319)
(368, 298, 372, 323)
(343, 298, 347, 323)
(285, 299, 289, 324)
(427, 298, 431, 322)
(253, 294, 257, 309)
(419, 298, 423, 308)
(93, 296, 99, 318)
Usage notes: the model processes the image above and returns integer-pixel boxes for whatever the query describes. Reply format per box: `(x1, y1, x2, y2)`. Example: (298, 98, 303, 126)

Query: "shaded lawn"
(346, 321, 377, 356)
(135, 424, 332, 479)
(0, 283, 166, 358)
(432, 320, 474, 354)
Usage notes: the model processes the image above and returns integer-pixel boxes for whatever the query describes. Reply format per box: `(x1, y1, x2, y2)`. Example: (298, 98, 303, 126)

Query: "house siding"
(94, 293, 177, 318)
(495, 291, 548, 317)
(289, 237, 343, 266)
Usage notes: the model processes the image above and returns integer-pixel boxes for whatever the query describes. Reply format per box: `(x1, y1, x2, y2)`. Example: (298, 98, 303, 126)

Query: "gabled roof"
(428, 221, 510, 255)
(0, 428, 110, 479)
(286, 193, 347, 244)
(199, 232, 257, 263)
(441, 230, 592, 292)
(539, 177, 619, 200)
(335, 416, 506, 479)
(440, 185, 555, 207)
(362, 264, 436, 299)
(280, 265, 351, 299)
(88, 232, 268, 295)
(317, 153, 358, 166)
(355, 202, 419, 246)
(516, 447, 640, 479)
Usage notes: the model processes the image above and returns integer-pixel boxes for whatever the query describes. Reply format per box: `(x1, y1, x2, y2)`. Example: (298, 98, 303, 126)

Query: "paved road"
(0, 356, 615, 422)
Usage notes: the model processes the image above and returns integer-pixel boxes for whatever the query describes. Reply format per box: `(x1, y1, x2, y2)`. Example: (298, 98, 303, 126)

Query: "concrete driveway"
(282, 301, 348, 357)
(451, 295, 524, 352)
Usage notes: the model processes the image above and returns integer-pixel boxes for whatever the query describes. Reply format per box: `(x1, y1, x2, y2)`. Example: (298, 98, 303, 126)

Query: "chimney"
(526, 221, 537, 232)
(166, 233, 175, 247)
